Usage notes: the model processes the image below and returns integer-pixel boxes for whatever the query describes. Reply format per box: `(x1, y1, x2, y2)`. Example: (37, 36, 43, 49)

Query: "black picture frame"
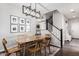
(19, 25, 25, 32)
(10, 15, 31, 33)
(10, 24, 18, 33)
(19, 17, 25, 24)
(10, 15, 18, 24)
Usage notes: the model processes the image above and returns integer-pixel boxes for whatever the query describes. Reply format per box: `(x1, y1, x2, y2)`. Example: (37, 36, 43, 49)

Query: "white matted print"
(19, 18, 25, 24)
(11, 15, 18, 24)
(11, 25, 18, 32)
(19, 25, 25, 32)
(26, 26, 30, 32)
(26, 19, 30, 25)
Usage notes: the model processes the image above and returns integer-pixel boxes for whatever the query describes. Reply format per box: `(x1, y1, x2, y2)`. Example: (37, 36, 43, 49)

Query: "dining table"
(16, 34, 50, 56)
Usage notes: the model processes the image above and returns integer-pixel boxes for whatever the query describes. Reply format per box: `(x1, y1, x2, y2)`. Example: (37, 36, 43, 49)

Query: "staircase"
(38, 18, 63, 55)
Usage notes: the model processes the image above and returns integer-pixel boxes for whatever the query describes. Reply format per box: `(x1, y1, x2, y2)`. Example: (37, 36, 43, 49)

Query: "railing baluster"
(47, 23, 63, 48)
(60, 29, 63, 48)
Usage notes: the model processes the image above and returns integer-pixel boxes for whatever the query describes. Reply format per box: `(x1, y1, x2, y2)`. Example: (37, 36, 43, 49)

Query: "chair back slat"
(35, 39, 42, 49)
(45, 37, 51, 46)
(2, 38, 8, 53)
(28, 39, 42, 49)
(42, 34, 51, 46)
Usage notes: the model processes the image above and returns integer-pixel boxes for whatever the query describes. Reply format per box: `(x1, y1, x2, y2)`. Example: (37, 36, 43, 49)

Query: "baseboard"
(0, 50, 5, 54)
(50, 44, 60, 48)
(72, 38, 79, 39)
(52, 48, 60, 56)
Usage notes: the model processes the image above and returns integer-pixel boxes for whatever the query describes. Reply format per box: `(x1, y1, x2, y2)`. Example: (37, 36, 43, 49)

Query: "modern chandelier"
(22, 3, 41, 19)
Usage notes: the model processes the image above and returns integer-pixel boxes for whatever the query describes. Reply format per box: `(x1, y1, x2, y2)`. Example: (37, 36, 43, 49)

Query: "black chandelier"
(22, 3, 41, 19)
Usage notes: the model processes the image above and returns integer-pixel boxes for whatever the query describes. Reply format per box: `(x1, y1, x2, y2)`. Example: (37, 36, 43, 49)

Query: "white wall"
(62, 15, 72, 42)
(68, 18, 79, 38)
(53, 10, 63, 47)
(45, 10, 69, 47)
(54, 11, 71, 45)
(0, 3, 37, 51)
(53, 10, 63, 29)
(45, 10, 64, 47)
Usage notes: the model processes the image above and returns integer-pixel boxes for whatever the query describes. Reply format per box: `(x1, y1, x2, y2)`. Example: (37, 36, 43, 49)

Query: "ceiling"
(37, 3, 79, 20)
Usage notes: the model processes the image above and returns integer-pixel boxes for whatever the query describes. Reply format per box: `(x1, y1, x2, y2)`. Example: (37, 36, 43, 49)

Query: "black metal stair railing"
(47, 23, 63, 48)
(38, 19, 63, 48)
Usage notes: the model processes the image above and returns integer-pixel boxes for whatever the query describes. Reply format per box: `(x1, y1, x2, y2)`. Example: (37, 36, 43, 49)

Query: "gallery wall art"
(19, 18, 25, 24)
(11, 15, 18, 24)
(19, 25, 25, 32)
(11, 25, 18, 33)
(10, 15, 31, 33)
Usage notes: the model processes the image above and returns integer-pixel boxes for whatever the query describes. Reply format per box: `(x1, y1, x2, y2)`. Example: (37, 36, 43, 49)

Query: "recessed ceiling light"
(72, 15, 76, 18)
(70, 9, 75, 13)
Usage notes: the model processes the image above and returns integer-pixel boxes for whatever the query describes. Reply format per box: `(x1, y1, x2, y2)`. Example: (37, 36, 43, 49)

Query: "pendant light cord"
(38, 3, 50, 12)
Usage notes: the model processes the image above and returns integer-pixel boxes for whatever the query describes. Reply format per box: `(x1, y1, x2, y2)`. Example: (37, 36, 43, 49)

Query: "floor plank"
(55, 39, 79, 56)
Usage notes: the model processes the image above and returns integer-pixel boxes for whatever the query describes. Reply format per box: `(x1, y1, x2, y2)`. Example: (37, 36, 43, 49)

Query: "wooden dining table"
(16, 34, 50, 55)
(16, 35, 48, 44)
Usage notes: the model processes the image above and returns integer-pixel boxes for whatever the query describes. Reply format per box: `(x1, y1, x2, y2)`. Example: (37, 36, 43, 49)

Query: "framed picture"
(19, 18, 25, 24)
(39, 22, 46, 30)
(19, 25, 25, 32)
(26, 26, 30, 32)
(10, 15, 18, 24)
(11, 25, 18, 32)
(26, 19, 30, 25)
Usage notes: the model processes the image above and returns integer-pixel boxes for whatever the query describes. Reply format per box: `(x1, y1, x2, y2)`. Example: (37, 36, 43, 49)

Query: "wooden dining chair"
(27, 39, 42, 56)
(41, 34, 51, 56)
(2, 38, 21, 56)
(17, 34, 29, 56)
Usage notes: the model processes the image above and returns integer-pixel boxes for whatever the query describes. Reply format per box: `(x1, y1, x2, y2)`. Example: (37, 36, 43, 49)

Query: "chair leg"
(16, 52, 19, 56)
(16, 51, 21, 56)
(19, 50, 22, 56)
(37, 50, 41, 56)
(34, 52, 36, 56)
(49, 46, 51, 54)
(16, 52, 18, 56)
(39, 50, 41, 56)
(44, 47, 46, 56)
(5, 53, 10, 56)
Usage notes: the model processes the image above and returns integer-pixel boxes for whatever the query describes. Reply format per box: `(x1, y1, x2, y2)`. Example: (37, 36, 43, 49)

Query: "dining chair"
(17, 34, 28, 56)
(27, 39, 42, 56)
(2, 38, 21, 56)
(41, 34, 51, 56)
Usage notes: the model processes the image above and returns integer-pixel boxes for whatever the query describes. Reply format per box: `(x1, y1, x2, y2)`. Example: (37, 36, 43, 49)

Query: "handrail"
(52, 24, 61, 31)
(39, 19, 63, 48)
(39, 20, 61, 41)
(48, 23, 61, 40)
(38, 19, 61, 31)
(48, 26, 63, 48)
(49, 31, 61, 41)
(48, 22, 61, 31)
